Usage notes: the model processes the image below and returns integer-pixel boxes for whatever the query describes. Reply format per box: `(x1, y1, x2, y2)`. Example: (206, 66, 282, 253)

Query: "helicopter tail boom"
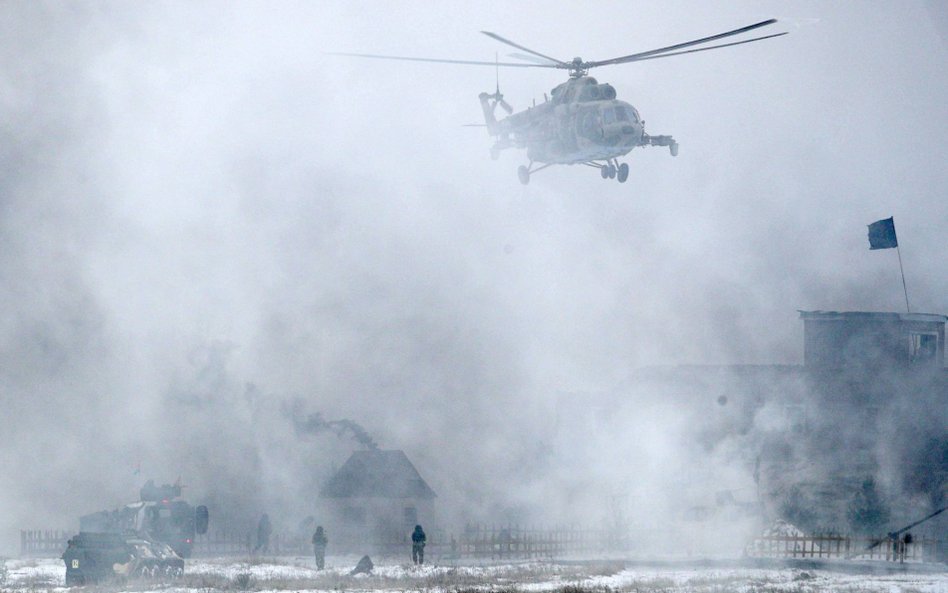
(478, 92, 502, 136)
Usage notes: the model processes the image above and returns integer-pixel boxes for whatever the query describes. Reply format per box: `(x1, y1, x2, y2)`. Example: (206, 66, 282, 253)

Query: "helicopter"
(331, 19, 787, 184)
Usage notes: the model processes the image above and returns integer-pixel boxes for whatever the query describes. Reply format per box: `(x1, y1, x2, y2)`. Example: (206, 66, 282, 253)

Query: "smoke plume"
(285, 401, 379, 450)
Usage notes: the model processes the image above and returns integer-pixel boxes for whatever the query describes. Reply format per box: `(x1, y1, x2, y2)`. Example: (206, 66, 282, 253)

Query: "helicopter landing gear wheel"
(606, 164, 616, 179)
(600, 166, 609, 179)
(617, 163, 629, 183)
(670, 142, 679, 157)
(517, 165, 530, 185)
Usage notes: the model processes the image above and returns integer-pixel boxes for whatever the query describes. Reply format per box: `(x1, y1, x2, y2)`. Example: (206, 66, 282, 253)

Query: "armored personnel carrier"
(63, 533, 183, 585)
(62, 480, 208, 584)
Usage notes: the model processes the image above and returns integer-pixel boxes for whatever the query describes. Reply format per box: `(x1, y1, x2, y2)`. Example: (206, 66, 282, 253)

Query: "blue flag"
(868, 217, 898, 250)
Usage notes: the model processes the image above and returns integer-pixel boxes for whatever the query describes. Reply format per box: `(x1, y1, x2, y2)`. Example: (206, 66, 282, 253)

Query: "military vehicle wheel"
(670, 142, 679, 157)
(163, 565, 181, 578)
(617, 163, 629, 183)
(600, 166, 609, 179)
(607, 164, 616, 178)
(196, 505, 209, 534)
(517, 166, 530, 185)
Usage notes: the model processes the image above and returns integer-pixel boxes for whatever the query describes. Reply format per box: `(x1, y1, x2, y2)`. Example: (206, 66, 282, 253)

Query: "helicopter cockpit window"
(602, 107, 616, 125)
(615, 106, 638, 122)
(579, 110, 602, 139)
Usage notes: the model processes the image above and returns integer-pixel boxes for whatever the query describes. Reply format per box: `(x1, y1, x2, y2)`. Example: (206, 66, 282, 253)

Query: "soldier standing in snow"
(411, 524, 426, 565)
(311, 526, 328, 569)
(254, 513, 272, 554)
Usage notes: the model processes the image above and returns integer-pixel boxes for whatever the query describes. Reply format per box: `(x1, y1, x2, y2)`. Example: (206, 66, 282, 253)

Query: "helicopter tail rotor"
(491, 53, 514, 114)
(476, 55, 511, 137)
(497, 96, 513, 114)
(482, 90, 513, 116)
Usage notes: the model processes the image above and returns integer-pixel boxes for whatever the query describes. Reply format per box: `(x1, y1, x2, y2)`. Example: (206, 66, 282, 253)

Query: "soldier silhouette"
(411, 524, 426, 565)
(254, 513, 272, 554)
(311, 526, 328, 569)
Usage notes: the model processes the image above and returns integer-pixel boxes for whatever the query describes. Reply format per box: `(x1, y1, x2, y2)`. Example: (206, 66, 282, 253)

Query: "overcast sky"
(1, 1, 946, 554)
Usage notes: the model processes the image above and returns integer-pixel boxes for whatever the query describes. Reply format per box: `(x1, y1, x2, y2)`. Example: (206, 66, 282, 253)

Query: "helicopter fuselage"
(530, 97, 644, 164)
(480, 76, 666, 167)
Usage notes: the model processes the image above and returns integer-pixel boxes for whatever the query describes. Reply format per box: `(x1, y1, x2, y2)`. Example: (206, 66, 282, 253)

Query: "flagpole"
(896, 245, 910, 313)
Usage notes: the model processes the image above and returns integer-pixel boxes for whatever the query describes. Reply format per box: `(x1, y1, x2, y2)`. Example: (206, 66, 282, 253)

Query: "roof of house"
(320, 449, 437, 499)
(798, 310, 947, 324)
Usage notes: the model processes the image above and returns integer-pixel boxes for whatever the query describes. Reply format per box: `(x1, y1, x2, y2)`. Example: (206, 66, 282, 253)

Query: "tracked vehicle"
(62, 480, 209, 585)
(63, 533, 183, 585)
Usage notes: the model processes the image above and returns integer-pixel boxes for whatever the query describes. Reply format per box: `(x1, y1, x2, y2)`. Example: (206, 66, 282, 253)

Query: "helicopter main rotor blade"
(586, 18, 781, 68)
(615, 31, 788, 64)
(507, 52, 560, 66)
(480, 32, 569, 67)
(326, 51, 557, 69)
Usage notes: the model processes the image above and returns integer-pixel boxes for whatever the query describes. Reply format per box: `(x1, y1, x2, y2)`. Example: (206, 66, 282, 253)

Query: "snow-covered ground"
(2, 555, 946, 592)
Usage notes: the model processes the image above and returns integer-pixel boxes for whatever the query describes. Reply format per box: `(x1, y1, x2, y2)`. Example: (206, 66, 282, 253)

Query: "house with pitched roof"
(319, 449, 436, 546)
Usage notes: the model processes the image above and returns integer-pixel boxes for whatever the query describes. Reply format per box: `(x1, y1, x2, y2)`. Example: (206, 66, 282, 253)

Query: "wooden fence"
(745, 535, 940, 563)
(194, 527, 450, 558)
(22, 527, 942, 563)
(21, 524, 618, 559)
(189, 524, 617, 559)
(457, 524, 624, 559)
(20, 530, 71, 557)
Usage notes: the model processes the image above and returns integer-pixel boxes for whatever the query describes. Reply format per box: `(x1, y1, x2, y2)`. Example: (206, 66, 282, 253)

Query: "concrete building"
(553, 310, 947, 542)
(800, 311, 945, 369)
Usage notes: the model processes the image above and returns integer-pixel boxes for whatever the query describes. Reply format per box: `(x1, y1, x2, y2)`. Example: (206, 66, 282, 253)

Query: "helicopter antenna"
(495, 52, 500, 95)
(490, 52, 513, 114)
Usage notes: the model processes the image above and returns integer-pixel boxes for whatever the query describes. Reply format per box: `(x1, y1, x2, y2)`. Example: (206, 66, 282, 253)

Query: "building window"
(403, 506, 417, 525)
(909, 333, 937, 362)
